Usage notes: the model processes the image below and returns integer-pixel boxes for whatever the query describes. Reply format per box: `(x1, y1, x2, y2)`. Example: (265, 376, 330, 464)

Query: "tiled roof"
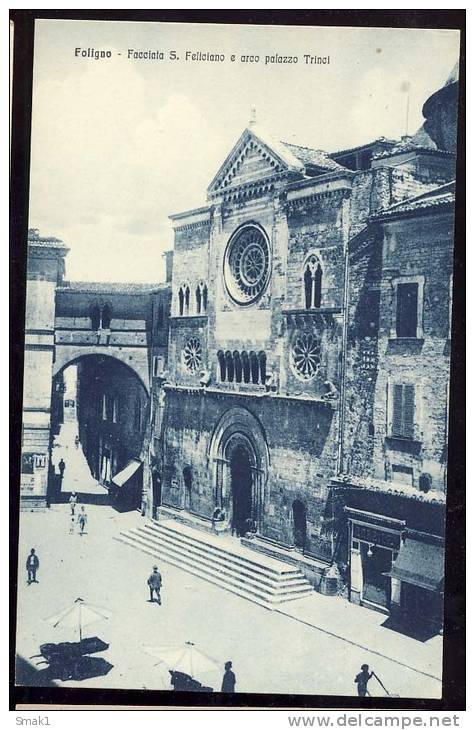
(373, 137, 454, 160)
(28, 229, 69, 250)
(329, 137, 396, 157)
(331, 474, 446, 505)
(370, 181, 455, 221)
(57, 281, 162, 294)
(280, 141, 346, 172)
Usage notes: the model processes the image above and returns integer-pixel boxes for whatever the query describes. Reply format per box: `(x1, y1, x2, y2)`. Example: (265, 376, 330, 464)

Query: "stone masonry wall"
(162, 388, 340, 560)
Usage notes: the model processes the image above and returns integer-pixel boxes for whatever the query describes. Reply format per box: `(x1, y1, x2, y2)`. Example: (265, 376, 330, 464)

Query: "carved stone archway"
(208, 406, 270, 534)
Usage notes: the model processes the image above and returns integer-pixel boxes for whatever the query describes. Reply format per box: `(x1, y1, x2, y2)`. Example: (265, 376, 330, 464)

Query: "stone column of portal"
(349, 545, 364, 604)
(20, 230, 69, 509)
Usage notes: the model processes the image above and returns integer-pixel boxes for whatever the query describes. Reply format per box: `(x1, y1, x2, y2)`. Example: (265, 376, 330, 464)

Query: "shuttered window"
(396, 283, 418, 337)
(392, 384, 415, 439)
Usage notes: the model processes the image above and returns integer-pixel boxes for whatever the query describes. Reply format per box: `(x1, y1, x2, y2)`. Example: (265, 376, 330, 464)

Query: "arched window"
(202, 285, 208, 312)
(196, 286, 202, 314)
(233, 351, 242, 383)
(178, 289, 184, 316)
(314, 264, 322, 308)
(304, 266, 313, 309)
(225, 351, 234, 382)
(184, 286, 190, 315)
(250, 352, 259, 384)
(217, 350, 226, 382)
(242, 352, 250, 383)
(91, 305, 101, 330)
(303, 255, 323, 309)
(258, 351, 267, 384)
(101, 303, 112, 329)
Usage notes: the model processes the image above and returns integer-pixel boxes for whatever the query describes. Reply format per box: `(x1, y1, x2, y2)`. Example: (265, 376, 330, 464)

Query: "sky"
(28, 20, 460, 283)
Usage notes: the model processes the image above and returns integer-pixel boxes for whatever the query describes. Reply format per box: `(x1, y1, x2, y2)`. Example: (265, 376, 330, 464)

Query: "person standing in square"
(147, 565, 162, 604)
(26, 549, 39, 585)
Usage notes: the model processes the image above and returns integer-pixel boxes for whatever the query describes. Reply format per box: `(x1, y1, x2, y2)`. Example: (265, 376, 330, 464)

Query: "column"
(390, 577, 402, 618)
(349, 545, 363, 604)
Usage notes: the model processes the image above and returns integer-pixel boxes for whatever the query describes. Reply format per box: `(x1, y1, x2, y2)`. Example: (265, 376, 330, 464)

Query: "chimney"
(162, 250, 173, 284)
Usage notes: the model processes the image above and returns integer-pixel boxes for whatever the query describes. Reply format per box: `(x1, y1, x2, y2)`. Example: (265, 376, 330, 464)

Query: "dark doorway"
(361, 545, 392, 608)
(292, 499, 307, 551)
(230, 445, 253, 537)
(183, 466, 193, 511)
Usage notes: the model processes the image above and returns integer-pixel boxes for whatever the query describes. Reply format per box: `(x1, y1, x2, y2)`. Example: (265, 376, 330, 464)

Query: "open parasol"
(45, 597, 112, 641)
(145, 641, 221, 680)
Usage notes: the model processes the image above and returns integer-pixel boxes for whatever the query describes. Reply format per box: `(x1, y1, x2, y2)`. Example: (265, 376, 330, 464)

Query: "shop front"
(386, 530, 444, 633)
(345, 507, 404, 613)
(111, 458, 143, 512)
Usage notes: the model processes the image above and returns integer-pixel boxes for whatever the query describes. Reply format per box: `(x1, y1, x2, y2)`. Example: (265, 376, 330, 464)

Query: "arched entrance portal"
(228, 442, 254, 537)
(208, 406, 270, 537)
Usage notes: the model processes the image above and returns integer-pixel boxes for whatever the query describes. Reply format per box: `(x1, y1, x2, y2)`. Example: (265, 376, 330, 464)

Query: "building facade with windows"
(153, 67, 457, 630)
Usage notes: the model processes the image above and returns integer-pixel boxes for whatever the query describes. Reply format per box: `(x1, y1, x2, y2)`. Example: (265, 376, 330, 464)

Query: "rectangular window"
(392, 384, 415, 439)
(392, 464, 414, 486)
(396, 283, 418, 337)
(102, 394, 107, 421)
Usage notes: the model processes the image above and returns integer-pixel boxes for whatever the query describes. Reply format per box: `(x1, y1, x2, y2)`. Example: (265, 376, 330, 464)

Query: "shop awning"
(112, 459, 142, 488)
(386, 537, 444, 592)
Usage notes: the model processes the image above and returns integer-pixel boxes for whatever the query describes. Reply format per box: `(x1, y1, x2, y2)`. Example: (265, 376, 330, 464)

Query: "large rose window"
(291, 333, 321, 381)
(182, 337, 202, 373)
(224, 225, 270, 305)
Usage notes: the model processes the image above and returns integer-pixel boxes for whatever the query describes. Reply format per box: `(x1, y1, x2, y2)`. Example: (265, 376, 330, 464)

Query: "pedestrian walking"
(354, 664, 373, 697)
(69, 491, 77, 515)
(58, 458, 66, 480)
(74, 435, 80, 449)
(221, 660, 236, 693)
(69, 515, 75, 534)
(77, 506, 88, 536)
(147, 565, 162, 604)
(26, 548, 39, 585)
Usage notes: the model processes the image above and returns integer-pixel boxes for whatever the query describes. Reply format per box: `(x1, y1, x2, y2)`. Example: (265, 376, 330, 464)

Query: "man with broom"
(355, 664, 374, 697)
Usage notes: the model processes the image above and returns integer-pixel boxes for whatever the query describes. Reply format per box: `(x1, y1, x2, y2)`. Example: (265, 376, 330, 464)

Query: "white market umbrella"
(45, 597, 112, 641)
(145, 641, 221, 680)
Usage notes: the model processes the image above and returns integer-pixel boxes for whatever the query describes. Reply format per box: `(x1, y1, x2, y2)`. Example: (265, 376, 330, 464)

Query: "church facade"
(155, 67, 457, 629)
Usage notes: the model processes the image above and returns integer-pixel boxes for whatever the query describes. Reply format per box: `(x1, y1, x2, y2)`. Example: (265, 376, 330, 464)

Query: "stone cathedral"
(155, 66, 457, 627)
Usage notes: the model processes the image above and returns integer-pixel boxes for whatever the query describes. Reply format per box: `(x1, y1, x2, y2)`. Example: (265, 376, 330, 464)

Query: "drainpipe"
(337, 190, 351, 476)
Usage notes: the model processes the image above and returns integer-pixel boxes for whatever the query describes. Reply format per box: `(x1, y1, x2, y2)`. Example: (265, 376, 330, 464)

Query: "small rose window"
(182, 337, 202, 373)
(291, 333, 321, 381)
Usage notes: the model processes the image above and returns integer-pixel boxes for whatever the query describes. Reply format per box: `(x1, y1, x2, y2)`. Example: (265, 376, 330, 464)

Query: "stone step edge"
(146, 521, 301, 576)
(115, 534, 313, 603)
(114, 535, 308, 609)
(137, 525, 305, 584)
(123, 530, 312, 596)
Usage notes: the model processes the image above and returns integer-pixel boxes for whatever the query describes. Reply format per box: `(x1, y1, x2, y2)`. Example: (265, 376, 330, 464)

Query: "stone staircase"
(115, 518, 314, 610)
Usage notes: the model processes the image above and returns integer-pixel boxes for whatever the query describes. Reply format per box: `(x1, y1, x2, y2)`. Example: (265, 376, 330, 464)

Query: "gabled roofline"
(206, 125, 304, 195)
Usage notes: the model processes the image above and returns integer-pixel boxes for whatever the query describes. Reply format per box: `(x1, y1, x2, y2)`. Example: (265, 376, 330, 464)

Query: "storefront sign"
(353, 522, 400, 550)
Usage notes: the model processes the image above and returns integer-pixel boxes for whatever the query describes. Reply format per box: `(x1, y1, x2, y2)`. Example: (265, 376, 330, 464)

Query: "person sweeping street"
(355, 664, 373, 697)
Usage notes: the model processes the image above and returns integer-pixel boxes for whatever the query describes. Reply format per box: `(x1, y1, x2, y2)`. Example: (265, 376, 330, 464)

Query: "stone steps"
(115, 518, 314, 610)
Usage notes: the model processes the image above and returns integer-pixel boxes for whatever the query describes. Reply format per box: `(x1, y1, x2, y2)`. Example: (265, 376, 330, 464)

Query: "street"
(15, 425, 443, 698)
